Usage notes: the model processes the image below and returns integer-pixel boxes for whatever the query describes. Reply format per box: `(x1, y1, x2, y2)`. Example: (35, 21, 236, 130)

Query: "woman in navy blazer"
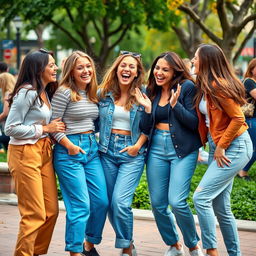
(135, 52, 203, 256)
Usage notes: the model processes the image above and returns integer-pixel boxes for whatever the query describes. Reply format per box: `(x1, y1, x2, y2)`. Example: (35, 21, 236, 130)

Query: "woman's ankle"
(84, 241, 94, 251)
(171, 241, 183, 250)
(206, 248, 219, 256)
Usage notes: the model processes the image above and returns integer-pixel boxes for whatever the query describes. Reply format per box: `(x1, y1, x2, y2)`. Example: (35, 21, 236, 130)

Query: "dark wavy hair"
(8, 49, 58, 106)
(147, 51, 193, 101)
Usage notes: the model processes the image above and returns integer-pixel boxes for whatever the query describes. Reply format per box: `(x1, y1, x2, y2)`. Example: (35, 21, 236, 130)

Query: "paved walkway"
(0, 203, 256, 255)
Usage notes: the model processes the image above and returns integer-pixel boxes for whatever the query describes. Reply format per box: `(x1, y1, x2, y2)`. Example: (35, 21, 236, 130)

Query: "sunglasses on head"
(120, 50, 141, 59)
(39, 48, 54, 55)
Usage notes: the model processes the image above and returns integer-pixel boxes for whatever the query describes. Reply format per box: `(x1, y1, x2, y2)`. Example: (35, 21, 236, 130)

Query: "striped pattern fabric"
(51, 86, 99, 142)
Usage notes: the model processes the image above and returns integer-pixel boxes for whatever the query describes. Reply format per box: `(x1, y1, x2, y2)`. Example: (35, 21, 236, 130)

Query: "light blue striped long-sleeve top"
(5, 86, 51, 145)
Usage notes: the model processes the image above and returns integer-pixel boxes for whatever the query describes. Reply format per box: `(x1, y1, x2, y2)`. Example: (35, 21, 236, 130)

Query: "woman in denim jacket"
(98, 51, 147, 256)
(135, 52, 203, 256)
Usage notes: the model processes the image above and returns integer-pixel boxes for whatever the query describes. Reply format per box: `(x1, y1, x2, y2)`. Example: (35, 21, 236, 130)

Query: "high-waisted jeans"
(193, 131, 252, 256)
(146, 129, 200, 248)
(100, 133, 145, 248)
(54, 133, 108, 253)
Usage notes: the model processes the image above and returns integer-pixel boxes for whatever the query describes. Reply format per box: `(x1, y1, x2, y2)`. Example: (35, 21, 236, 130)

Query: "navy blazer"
(140, 79, 202, 158)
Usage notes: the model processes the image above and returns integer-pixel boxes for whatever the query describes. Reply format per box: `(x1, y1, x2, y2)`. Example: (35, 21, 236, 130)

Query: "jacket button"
(175, 145, 178, 148)
(170, 124, 172, 127)
(178, 155, 181, 158)
(171, 134, 175, 137)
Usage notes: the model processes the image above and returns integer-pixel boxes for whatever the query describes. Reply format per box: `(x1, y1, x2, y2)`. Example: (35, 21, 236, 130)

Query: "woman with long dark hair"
(5, 49, 65, 256)
(135, 52, 203, 256)
(192, 44, 252, 256)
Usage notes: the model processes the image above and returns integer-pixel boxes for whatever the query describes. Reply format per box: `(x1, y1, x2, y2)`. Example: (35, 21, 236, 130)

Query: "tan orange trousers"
(8, 137, 59, 256)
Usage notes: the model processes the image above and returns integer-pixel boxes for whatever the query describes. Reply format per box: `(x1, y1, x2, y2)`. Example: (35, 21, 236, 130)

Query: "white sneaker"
(132, 245, 137, 256)
(164, 245, 185, 256)
(189, 246, 205, 256)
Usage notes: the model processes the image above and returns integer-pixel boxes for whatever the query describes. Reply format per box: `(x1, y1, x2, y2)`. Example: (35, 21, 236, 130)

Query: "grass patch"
(132, 163, 256, 221)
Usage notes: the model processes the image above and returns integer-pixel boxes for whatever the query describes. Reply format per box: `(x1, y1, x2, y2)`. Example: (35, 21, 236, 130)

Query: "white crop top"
(199, 96, 210, 128)
(112, 105, 131, 131)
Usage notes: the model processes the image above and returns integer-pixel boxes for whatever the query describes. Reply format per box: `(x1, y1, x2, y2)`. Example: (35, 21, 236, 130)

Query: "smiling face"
(192, 49, 200, 75)
(41, 54, 58, 86)
(251, 65, 256, 79)
(116, 56, 138, 87)
(153, 58, 174, 88)
(73, 57, 93, 89)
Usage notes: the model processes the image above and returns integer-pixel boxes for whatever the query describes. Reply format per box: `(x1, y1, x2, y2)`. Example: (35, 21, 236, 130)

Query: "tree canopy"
(0, 0, 147, 70)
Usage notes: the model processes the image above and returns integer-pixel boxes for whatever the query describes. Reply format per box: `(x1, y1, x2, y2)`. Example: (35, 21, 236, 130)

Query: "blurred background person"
(238, 58, 256, 181)
(0, 72, 16, 151)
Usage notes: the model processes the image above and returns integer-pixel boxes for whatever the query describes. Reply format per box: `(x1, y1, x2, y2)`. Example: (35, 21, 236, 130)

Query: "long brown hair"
(60, 51, 98, 103)
(99, 54, 145, 110)
(8, 49, 58, 106)
(244, 58, 256, 79)
(147, 52, 193, 101)
(194, 44, 246, 109)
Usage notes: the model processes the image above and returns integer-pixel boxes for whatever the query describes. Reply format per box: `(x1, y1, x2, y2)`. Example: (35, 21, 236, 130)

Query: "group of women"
(5, 44, 252, 256)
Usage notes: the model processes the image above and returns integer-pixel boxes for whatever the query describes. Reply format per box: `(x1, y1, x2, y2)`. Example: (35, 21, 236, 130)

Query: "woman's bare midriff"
(111, 129, 131, 135)
(155, 123, 170, 131)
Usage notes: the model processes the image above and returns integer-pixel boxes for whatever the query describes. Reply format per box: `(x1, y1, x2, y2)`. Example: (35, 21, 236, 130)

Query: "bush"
(131, 163, 256, 221)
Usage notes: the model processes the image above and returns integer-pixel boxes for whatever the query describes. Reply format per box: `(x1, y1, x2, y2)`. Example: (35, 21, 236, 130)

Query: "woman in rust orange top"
(192, 44, 252, 256)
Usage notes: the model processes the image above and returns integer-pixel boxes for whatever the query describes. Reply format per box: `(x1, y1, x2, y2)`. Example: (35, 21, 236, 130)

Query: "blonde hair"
(60, 51, 98, 103)
(0, 72, 15, 102)
(99, 54, 145, 110)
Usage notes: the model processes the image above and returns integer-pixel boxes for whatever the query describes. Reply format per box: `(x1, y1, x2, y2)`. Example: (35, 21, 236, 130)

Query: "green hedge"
(56, 161, 256, 221)
(131, 163, 256, 221)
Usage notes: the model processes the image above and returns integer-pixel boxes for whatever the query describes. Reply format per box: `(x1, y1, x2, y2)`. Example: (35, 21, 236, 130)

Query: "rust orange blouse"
(197, 93, 248, 149)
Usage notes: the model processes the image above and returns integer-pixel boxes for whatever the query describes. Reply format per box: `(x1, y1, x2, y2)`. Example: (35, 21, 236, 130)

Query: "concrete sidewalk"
(0, 194, 256, 255)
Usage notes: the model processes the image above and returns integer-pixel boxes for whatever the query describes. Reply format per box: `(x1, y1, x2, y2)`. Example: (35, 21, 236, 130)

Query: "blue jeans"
(193, 131, 252, 255)
(54, 133, 108, 253)
(100, 133, 145, 248)
(243, 118, 256, 172)
(146, 129, 199, 248)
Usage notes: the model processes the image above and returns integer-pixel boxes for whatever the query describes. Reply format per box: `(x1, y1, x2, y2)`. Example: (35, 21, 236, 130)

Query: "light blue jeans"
(193, 131, 252, 256)
(100, 133, 145, 248)
(54, 133, 108, 253)
(146, 129, 200, 248)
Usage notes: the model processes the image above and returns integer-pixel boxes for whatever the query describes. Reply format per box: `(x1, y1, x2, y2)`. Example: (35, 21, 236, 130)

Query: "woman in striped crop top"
(51, 51, 108, 256)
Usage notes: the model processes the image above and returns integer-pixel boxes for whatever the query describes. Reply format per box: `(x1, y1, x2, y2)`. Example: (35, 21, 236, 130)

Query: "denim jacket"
(140, 79, 202, 158)
(98, 91, 146, 154)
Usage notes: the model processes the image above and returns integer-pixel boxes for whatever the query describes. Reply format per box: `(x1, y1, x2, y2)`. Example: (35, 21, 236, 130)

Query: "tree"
(0, 0, 146, 70)
(144, 0, 256, 63)
(176, 0, 256, 62)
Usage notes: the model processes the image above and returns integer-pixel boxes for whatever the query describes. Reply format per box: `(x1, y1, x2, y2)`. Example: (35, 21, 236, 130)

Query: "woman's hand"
(67, 144, 85, 155)
(214, 146, 231, 168)
(135, 88, 152, 113)
(43, 118, 66, 133)
(170, 84, 181, 108)
(119, 144, 140, 157)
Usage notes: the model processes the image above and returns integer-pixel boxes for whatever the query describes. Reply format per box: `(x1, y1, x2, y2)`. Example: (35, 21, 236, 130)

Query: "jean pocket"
(245, 139, 253, 160)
